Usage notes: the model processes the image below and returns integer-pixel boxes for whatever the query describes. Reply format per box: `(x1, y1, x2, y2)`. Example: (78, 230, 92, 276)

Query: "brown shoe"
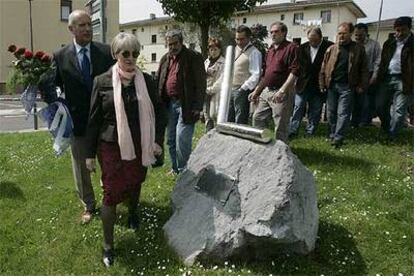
(81, 210, 93, 224)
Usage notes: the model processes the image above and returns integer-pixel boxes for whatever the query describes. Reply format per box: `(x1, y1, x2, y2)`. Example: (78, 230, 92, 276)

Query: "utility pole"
(29, 0, 38, 130)
(375, 0, 384, 42)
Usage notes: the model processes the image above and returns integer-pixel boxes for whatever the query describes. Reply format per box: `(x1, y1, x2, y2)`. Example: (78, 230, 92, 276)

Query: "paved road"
(0, 100, 47, 132)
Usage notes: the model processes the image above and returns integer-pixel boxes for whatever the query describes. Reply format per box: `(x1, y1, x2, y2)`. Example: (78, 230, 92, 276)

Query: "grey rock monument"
(163, 130, 319, 266)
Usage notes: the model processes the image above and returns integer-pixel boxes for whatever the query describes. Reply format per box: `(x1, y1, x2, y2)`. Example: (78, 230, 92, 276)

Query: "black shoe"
(103, 249, 114, 267)
(331, 139, 343, 149)
(127, 214, 140, 231)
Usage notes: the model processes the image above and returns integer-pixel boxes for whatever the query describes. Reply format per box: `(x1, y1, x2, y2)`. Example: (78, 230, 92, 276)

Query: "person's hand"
(248, 90, 261, 103)
(272, 90, 287, 103)
(153, 143, 163, 156)
(356, 87, 364, 94)
(86, 158, 96, 173)
(320, 88, 327, 94)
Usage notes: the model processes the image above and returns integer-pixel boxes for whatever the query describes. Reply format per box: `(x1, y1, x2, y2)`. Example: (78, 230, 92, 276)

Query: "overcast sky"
(120, 0, 414, 24)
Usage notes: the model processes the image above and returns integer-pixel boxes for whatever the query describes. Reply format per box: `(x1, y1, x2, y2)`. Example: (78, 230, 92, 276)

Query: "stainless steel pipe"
(216, 122, 273, 144)
(217, 46, 235, 124)
(215, 45, 272, 144)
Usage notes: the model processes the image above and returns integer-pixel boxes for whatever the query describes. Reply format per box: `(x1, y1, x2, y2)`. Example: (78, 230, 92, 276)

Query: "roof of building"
(121, 16, 173, 28)
(366, 17, 414, 29)
(248, 0, 366, 18)
(120, 0, 366, 28)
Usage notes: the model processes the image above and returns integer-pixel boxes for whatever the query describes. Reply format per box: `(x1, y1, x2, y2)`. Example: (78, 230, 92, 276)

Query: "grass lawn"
(0, 123, 413, 275)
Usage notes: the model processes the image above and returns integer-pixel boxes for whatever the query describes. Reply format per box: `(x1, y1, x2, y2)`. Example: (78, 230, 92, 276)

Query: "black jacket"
(296, 39, 334, 93)
(53, 41, 115, 136)
(157, 46, 206, 124)
(85, 67, 167, 159)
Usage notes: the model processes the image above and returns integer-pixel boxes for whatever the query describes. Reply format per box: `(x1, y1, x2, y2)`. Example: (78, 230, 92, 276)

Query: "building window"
(151, 34, 157, 44)
(60, 0, 72, 21)
(243, 18, 247, 24)
(165, 25, 168, 30)
(280, 14, 285, 21)
(132, 29, 137, 35)
(323, 36, 329, 41)
(293, 13, 303, 25)
(141, 45, 144, 50)
(321, 10, 331, 23)
(151, 53, 156, 62)
(141, 27, 144, 32)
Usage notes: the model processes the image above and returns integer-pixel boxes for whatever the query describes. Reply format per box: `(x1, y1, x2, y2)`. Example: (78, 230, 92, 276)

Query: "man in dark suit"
(53, 10, 114, 223)
(157, 29, 206, 175)
(289, 27, 333, 137)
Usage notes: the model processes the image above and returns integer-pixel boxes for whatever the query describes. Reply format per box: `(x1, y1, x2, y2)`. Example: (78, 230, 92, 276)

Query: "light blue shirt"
(73, 39, 91, 73)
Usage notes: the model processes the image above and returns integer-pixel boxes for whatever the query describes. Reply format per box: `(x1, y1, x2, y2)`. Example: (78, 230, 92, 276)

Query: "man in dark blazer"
(53, 10, 114, 223)
(289, 27, 333, 137)
(157, 29, 206, 175)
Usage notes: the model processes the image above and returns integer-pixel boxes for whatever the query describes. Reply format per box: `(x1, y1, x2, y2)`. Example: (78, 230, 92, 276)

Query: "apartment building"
(0, 0, 119, 93)
(120, 0, 366, 75)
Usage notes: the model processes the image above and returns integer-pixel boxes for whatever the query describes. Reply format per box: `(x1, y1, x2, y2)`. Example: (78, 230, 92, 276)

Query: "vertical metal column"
(29, 0, 38, 130)
(217, 46, 235, 124)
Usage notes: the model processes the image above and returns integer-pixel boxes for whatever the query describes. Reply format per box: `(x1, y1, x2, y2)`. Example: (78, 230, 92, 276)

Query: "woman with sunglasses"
(204, 37, 225, 132)
(84, 32, 166, 267)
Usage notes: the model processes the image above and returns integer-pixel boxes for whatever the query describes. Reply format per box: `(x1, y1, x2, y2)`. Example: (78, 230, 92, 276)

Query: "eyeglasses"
(121, 50, 139, 59)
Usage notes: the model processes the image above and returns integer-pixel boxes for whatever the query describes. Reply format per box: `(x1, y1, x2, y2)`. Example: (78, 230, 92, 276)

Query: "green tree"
(157, 0, 267, 58)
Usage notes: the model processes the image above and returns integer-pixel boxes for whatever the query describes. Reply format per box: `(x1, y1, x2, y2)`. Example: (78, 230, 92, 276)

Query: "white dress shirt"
(239, 43, 262, 91)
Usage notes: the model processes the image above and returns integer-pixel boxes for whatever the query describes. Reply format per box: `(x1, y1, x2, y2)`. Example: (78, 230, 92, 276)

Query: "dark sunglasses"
(121, 50, 139, 58)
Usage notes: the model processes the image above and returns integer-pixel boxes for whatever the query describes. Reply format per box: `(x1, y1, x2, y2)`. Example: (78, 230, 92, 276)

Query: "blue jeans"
(376, 76, 409, 137)
(289, 89, 324, 135)
(167, 99, 195, 173)
(228, 88, 250, 124)
(327, 83, 353, 142)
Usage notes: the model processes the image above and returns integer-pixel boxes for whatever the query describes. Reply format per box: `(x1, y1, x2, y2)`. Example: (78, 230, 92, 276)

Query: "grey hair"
(111, 32, 141, 59)
(270, 21, 288, 35)
(165, 29, 183, 43)
(307, 27, 322, 37)
(68, 10, 90, 27)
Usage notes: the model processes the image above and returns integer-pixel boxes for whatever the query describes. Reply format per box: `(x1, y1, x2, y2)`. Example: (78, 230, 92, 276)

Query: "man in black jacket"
(374, 16, 414, 140)
(157, 29, 206, 175)
(53, 10, 114, 223)
(289, 27, 333, 137)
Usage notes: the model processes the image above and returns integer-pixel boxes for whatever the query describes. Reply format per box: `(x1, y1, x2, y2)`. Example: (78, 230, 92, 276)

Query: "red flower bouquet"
(8, 44, 53, 87)
(7, 44, 54, 114)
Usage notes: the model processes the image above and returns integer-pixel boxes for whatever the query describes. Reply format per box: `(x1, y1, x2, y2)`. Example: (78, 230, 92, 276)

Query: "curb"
(0, 127, 48, 134)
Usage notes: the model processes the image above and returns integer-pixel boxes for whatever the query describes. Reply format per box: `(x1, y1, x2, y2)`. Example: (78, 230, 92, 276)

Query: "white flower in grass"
(403, 235, 407, 239)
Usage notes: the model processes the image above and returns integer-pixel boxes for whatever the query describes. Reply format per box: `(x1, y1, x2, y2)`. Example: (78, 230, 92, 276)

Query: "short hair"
(208, 37, 222, 50)
(236, 25, 252, 37)
(307, 27, 322, 37)
(68, 10, 90, 27)
(270, 21, 288, 34)
(355, 23, 368, 32)
(165, 29, 183, 43)
(394, 16, 412, 29)
(111, 32, 141, 59)
(338, 22, 354, 33)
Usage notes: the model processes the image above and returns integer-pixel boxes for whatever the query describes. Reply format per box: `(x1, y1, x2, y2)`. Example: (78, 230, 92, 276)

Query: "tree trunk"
(199, 23, 209, 59)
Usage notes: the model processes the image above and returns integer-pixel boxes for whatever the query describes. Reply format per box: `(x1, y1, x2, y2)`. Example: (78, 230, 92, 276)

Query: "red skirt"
(98, 141, 147, 206)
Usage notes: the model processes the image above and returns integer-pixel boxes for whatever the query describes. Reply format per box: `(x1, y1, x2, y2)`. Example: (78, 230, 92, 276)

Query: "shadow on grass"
(0, 181, 25, 200)
(291, 146, 375, 171)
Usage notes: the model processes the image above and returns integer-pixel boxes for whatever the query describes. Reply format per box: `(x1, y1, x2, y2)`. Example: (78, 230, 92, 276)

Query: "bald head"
(68, 10, 92, 46)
